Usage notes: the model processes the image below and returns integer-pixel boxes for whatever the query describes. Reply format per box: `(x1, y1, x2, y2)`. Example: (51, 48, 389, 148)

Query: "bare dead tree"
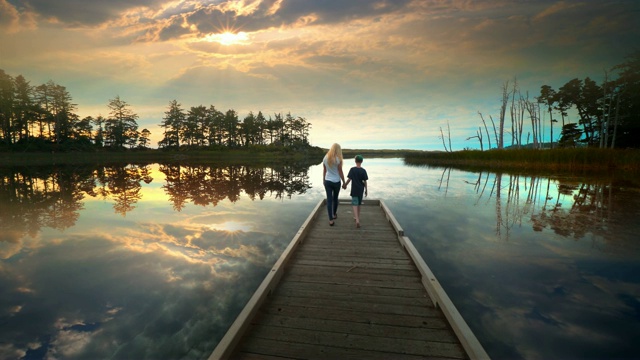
(478, 112, 492, 149)
(510, 79, 524, 148)
(524, 93, 541, 149)
(518, 96, 526, 147)
(499, 80, 510, 149)
(611, 91, 621, 149)
(439, 126, 449, 152)
(447, 121, 453, 152)
(466, 127, 484, 150)
(489, 115, 498, 147)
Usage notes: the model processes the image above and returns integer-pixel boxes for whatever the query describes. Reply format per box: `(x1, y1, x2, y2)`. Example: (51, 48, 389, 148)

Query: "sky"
(1, 0, 639, 150)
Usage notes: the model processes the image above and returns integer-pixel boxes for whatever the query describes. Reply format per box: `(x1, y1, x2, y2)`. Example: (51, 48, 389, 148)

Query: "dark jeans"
(324, 180, 341, 221)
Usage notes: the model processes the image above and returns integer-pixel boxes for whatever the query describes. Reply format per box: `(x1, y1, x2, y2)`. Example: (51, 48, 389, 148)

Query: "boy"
(343, 155, 368, 228)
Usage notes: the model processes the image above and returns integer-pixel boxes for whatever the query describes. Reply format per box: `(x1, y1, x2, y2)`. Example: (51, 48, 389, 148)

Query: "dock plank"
(210, 200, 488, 360)
(239, 326, 466, 358)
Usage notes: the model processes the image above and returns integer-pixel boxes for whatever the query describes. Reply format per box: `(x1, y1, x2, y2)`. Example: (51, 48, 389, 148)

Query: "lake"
(1, 158, 638, 359)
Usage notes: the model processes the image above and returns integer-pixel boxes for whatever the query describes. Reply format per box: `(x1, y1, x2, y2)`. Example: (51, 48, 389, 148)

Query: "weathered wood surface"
(211, 199, 487, 360)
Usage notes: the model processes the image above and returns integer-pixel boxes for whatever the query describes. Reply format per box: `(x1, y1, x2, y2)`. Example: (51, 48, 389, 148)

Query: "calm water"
(1, 158, 639, 359)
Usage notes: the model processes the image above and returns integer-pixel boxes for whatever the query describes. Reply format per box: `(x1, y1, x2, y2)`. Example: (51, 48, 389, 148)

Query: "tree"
(612, 51, 640, 148)
(49, 82, 77, 144)
(13, 75, 33, 142)
(93, 115, 105, 147)
(158, 100, 184, 149)
(581, 77, 602, 146)
(223, 109, 239, 147)
(183, 105, 207, 146)
(509, 79, 526, 148)
(241, 111, 258, 146)
(206, 105, 223, 146)
(269, 113, 285, 146)
(557, 78, 602, 146)
(0, 70, 15, 145)
(439, 121, 452, 152)
(265, 114, 279, 145)
(524, 93, 541, 149)
(466, 127, 484, 150)
(477, 112, 492, 149)
(33, 83, 53, 140)
(187, 105, 208, 146)
(105, 96, 138, 149)
(138, 128, 151, 149)
(255, 111, 266, 145)
(538, 85, 558, 148)
(558, 123, 582, 148)
(74, 116, 94, 142)
(498, 80, 509, 149)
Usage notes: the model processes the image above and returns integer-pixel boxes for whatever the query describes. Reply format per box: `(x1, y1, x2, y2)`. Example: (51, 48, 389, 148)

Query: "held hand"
(342, 184, 347, 189)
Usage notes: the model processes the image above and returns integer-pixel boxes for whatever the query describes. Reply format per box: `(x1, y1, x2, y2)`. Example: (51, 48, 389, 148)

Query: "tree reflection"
(0, 162, 311, 240)
(1, 167, 90, 239)
(158, 163, 311, 211)
(459, 171, 637, 249)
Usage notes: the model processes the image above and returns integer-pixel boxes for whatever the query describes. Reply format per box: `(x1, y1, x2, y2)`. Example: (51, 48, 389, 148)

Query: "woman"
(323, 143, 345, 226)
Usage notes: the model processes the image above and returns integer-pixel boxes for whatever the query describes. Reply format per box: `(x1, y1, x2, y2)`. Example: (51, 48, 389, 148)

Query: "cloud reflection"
(0, 192, 314, 359)
(384, 166, 640, 359)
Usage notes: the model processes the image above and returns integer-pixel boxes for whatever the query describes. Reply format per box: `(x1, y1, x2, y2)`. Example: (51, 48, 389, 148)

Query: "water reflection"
(1, 163, 311, 235)
(1, 159, 639, 359)
(159, 163, 311, 210)
(401, 165, 640, 359)
(457, 168, 639, 252)
(0, 162, 314, 359)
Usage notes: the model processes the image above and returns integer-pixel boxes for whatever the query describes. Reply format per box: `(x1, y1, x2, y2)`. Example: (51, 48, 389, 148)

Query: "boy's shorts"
(351, 196, 363, 205)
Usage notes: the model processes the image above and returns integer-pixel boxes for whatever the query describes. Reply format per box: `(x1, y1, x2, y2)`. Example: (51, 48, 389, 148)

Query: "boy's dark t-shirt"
(347, 166, 368, 197)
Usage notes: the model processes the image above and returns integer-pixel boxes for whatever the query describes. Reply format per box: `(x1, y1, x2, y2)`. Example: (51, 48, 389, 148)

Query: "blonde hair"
(326, 143, 343, 168)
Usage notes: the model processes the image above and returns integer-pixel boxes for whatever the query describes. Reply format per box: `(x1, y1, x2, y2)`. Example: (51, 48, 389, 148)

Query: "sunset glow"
(210, 221, 253, 233)
(1, 1, 637, 150)
(204, 31, 249, 46)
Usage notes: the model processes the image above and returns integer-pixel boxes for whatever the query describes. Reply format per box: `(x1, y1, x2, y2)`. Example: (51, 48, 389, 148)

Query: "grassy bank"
(0, 147, 326, 167)
(341, 149, 424, 159)
(404, 148, 640, 173)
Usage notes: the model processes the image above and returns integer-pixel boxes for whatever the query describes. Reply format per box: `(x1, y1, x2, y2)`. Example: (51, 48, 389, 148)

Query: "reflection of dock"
(210, 199, 488, 359)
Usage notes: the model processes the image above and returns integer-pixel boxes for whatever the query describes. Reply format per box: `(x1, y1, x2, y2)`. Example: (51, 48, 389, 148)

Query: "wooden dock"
(210, 199, 489, 360)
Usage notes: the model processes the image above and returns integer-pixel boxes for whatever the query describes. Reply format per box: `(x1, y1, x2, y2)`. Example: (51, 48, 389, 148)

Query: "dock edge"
(379, 199, 490, 360)
(208, 199, 325, 360)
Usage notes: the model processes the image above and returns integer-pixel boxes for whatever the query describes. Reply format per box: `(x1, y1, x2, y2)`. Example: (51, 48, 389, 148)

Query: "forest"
(445, 51, 640, 151)
(0, 73, 312, 152)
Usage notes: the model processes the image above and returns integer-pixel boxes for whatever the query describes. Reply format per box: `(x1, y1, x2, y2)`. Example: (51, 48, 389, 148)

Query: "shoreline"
(2, 148, 639, 175)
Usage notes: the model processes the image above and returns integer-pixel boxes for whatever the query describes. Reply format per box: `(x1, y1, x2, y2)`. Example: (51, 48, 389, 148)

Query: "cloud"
(2, 0, 42, 32)
(10, 0, 162, 26)
(0, 0, 20, 30)
(533, 1, 582, 22)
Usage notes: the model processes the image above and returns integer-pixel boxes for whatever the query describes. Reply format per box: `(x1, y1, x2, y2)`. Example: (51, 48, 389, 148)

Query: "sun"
(204, 31, 249, 46)
(209, 221, 252, 233)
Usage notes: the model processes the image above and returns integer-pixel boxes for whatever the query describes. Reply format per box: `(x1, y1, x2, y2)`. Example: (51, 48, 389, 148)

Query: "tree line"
(459, 51, 640, 151)
(158, 100, 311, 150)
(0, 70, 312, 151)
